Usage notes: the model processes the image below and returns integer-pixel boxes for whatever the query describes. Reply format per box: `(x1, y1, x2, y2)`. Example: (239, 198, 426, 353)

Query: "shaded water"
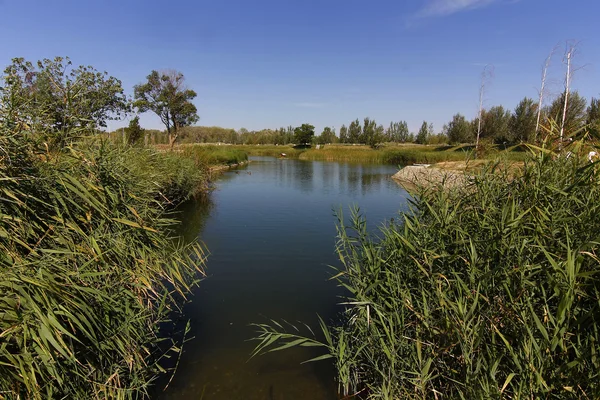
(159, 157, 410, 400)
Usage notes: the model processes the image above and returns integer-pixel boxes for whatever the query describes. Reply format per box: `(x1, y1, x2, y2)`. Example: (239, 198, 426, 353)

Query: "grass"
(0, 132, 210, 398)
(252, 137, 600, 399)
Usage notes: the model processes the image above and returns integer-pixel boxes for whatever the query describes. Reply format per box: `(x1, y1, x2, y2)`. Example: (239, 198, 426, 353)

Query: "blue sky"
(1, 0, 599, 134)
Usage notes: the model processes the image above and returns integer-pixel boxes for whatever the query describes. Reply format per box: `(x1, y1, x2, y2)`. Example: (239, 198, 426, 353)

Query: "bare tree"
(476, 64, 494, 153)
(535, 45, 559, 141)
(560, 42, 578, 142)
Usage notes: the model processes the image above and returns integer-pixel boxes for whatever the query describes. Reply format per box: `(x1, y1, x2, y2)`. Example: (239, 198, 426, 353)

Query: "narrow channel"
(159, 156, 411, 399)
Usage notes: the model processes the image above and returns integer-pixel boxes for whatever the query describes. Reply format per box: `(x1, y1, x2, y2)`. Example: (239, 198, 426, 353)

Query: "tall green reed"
(1, 129, 208, 399)
(253, 136, 600, 399)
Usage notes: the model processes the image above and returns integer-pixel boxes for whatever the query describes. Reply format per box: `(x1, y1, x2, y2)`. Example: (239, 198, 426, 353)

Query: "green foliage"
(548, 91, 587, 136)
(316, 126, 338, 145)
(481, 105, 512, 144)
(134, 70, 199, 148)
(253, 138, 600, 399)
(349, 119, 362, 144)
(587, 97, 600, 139)
(511, 97, 538, 143)
(294, 123, 315, 145)
(447, 113, 474, 144)
(125, 116, 145, 145)
(0, 127, 208, 398)
(180, 145, 248, 167)
(415, 121, 430, 144)
(387, 120, 410, 143)
(0, 56, 128, 148)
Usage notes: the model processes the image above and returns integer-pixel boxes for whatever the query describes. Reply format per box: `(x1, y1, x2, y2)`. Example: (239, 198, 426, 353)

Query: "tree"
(339, 125, 348, 143)
(416, 121, 430, 144)
(134, 70, 198, 149)
(587, 97, 600, 139)
(547, 91, 587, 138)
(294, 123, 315, 145)
(386, 121, 409, 143)
(316, 126, 337, 144)
(446, 114, 474, 144)
(481, 106, 511, 144)
(125, 116, 145, 145)
(511, 97, 538, 143)
(348, 119, 362, 143)
(0, 56, 128, 148)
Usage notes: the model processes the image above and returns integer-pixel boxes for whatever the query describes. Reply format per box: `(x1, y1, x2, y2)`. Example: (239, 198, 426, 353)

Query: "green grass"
(180, 145, 248, 167)
(252, 139, 600, 399)
(1, 133, 209, 399)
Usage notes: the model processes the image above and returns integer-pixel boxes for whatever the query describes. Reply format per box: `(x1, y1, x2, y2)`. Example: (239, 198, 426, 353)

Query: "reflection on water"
(158, 157, 410, 400)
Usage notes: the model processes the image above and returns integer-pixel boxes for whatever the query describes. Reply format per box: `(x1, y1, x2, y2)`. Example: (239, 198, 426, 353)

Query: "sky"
(1, 0, 599, 134)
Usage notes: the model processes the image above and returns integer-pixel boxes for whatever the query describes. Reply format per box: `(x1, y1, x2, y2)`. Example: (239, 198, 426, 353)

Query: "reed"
(253, 136, 600, 399)
(0, 131, 208, 399)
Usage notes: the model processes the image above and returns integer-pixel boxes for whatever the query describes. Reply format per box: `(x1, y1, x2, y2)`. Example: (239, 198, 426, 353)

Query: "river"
(159, 156, 410, 400)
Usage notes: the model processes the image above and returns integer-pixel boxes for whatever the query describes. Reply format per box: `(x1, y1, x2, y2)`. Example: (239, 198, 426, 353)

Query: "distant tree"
(339, 124, 348, 143)
(134, 70, 198, 150)
(386, 121, 410, 143)
(481, 106, 512, 144)
(363, 117, 380, 147)
(547, 91, 587, 137)
(348, 119, 362, 143)
(125, 116, 145, 145)
(447, 114, 474, 144)
(317, 126, 337, 144)
(294, 123, 315, 145)
(511, 97, 538, 143)
(587, 97, 600, 139)
(1, 56, 128, 148)
(416, 121, 430, 144)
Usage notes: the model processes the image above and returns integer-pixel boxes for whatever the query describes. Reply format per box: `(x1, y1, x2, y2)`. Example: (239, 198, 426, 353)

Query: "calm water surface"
(159, 157, 410, 400)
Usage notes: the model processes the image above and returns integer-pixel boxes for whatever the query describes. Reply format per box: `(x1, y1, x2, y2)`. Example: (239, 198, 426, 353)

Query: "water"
(159, 157, 411, 400)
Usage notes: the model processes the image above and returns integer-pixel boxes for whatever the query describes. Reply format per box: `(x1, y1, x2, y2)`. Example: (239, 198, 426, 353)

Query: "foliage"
(547, 91, 587, 136)
(0, 56, 128, 148)
(133, 70, 199, 148)
(481, 105, 512, 144)
(252, 136, 600, 399)
(511, 97, 538, 143)
(447, 113, 474, 144)
(415, 121, 431, 144)
(294, 123, 315, 145)
(0, 128, 208, 398)
(587, 97, 600, 139)
(125, 116, 145, 145)
(180, 145, 248, 167)
(315, 126, 338, 145)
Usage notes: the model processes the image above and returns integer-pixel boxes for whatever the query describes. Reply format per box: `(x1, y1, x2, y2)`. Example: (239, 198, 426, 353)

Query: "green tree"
(547, 91, 587, 137)
(416, 121, 430, 144)
(0, 56, 128, 148)
(348, 119, 362, 143)
(386, 121, 410, 143)
(317, 126, 337, 144)
(125, 116, 145, 145)
(294, 123, 315, 145)
(362, 117, 377, 145)
(447, 114, 474, 144)
(587, 97, 600, 139)
(511, 97, 538, 143)
(339, 124, 348, 143)
(481, 106, 512, 144)
(134, 70, 198, 150)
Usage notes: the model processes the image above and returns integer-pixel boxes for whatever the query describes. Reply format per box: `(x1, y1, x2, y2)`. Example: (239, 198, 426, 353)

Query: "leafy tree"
(416, 121, 430, 144)
(386, 121, 410, 143)
(294, 123, 315, 145)
(511, 97, 538, 143)
(348, 119, 362, 143)
(339, 124, 348, 143)
(134, 70, 198, 149)
(587, 97, 600, 139)
(481, 106, 512, 144)
(317, 126, 337, 144)
(547, 91, 587, 137)
(446, 114, 474, 144)
(362, 117, 376, 145)
(125, 116, 145, 145)
(0, 56, 128, 148)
